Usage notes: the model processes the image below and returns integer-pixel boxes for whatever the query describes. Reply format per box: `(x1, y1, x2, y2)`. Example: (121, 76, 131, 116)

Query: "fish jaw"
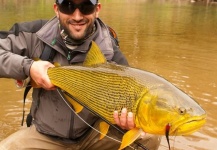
(169, 115, 206, 135)
(135, 91, 206, 135)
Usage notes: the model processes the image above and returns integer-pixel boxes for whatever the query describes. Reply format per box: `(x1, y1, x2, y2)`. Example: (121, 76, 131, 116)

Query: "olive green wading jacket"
(0, 17, 128, 140)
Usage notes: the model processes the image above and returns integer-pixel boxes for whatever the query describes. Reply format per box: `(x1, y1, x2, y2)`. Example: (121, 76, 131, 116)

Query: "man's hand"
(30, 60, 56, 90)
(113, 108, 135, 130)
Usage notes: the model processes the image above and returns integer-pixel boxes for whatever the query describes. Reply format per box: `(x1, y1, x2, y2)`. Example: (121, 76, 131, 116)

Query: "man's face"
(54, 0, 101, 41)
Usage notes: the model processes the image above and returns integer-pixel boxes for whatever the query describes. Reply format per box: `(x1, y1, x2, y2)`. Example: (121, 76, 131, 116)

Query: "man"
(0, 0, 161, 149)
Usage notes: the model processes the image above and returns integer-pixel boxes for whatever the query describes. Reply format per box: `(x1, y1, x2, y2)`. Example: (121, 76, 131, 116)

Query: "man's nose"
(71, 8, 84, 21)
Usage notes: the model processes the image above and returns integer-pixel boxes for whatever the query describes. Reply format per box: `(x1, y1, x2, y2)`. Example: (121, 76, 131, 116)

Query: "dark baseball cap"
(57, 0, 98, 5)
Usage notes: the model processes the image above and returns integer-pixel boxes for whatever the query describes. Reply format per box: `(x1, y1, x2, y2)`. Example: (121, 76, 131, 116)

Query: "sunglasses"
(57, 1, 97, 15)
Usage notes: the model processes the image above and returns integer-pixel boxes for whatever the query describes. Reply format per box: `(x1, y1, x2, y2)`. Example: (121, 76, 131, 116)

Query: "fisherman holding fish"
(0, 0, 161, 149)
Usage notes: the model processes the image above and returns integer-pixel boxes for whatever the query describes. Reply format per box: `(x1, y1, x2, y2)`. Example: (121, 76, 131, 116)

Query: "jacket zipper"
(67, 50, 72, 61)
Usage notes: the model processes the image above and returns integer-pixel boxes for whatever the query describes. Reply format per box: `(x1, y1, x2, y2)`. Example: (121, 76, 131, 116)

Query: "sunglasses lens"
(58, 1, 96, 15)
(58, 1, 75, 14)
(80, 3, 96, 15)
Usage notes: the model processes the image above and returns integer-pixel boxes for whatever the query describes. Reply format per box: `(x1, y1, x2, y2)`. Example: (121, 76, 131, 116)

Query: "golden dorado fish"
(47, 41, 206, 150)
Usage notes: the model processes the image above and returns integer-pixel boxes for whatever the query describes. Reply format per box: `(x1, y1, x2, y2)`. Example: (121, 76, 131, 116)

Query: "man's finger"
(127, 112, 135, 129)
(113, 110, 121, 126)
(119, 108, 127, 128)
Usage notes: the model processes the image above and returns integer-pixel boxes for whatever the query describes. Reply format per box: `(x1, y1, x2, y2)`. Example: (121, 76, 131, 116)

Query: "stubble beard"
(59, 17, 95, 42)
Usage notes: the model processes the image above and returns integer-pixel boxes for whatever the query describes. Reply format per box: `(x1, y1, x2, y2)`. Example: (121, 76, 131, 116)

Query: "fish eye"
(178, 107, 186, 115)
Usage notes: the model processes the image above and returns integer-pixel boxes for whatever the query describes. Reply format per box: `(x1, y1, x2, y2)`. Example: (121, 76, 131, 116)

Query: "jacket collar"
(36, 16, 114, 61)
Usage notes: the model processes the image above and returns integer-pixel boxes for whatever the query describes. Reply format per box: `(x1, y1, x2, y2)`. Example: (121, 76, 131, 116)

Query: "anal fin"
(119, 128, 143, 150)
(99, 121, 110, 140)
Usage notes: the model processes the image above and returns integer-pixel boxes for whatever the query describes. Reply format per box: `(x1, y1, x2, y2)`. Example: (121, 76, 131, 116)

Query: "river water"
(0, 0, 217, 149)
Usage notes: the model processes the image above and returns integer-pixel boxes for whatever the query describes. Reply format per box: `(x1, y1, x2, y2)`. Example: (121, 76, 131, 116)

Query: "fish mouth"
(171, 115, 206, 135)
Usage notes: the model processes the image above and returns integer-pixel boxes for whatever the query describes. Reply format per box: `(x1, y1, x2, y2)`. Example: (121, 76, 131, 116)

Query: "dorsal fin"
(83, 41, 107, 66)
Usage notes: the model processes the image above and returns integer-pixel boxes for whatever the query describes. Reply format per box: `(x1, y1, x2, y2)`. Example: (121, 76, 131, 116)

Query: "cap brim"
(57, 0, 64, 4)
(90, 0, 97, 5)
(57, 0, 97, 5)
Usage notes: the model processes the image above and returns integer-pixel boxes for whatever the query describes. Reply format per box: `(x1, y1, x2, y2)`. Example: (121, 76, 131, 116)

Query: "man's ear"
(95, 3, 101, 18)
(53, 3, 59, 19)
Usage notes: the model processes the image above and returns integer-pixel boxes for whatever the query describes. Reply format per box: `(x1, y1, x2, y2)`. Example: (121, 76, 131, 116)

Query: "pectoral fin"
(119, 128, 143, 150)
(63, 93, 84, 113)
(99, 121, 110, 140)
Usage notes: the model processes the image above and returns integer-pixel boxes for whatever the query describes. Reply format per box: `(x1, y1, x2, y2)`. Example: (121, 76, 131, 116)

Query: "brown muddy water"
(0, 0, 217, 149)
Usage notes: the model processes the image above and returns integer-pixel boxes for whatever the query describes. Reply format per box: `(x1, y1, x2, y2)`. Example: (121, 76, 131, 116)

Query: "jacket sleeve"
(0, 20, 47, 80)
(0, 32, 33, 80)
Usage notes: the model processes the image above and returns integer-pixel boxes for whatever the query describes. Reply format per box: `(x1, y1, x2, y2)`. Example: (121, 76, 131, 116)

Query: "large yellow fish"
(47, 41, 206, 150)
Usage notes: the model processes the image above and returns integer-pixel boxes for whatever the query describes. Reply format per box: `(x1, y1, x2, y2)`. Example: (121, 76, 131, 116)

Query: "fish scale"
(48, 64, 144, 123)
